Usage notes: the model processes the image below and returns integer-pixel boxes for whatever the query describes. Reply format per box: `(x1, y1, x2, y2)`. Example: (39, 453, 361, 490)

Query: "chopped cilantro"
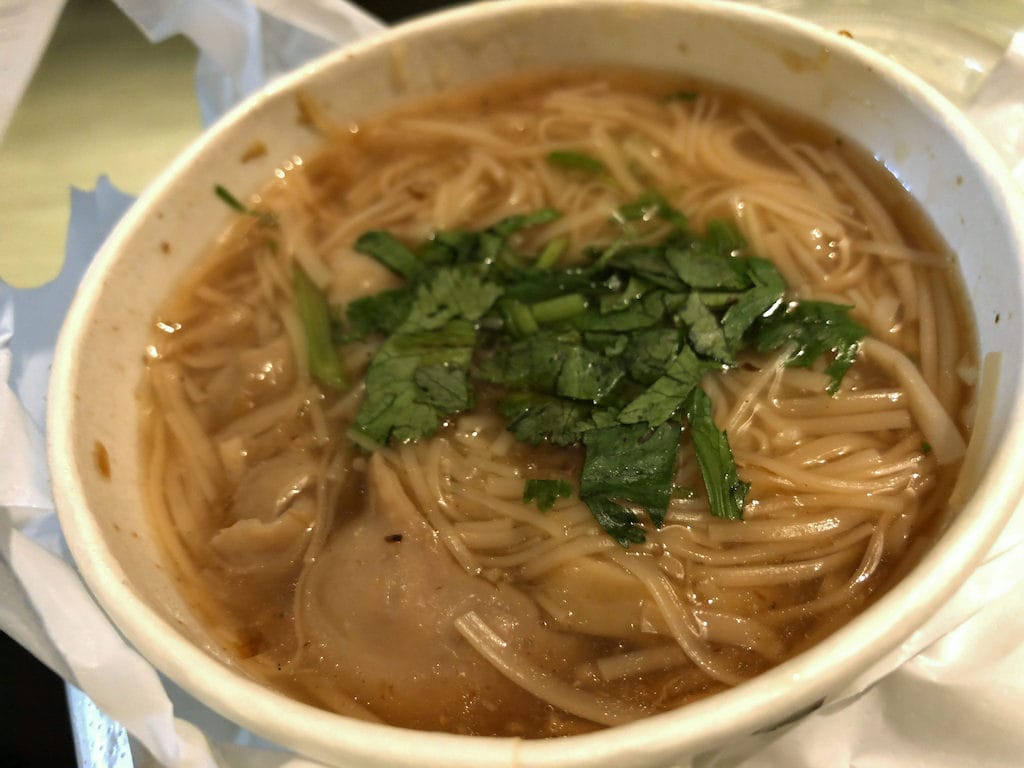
(500, 299, 540, 337)
(619, 328, 680, 385)
(355, 230, 426, 282)
(536, 236, 569, 269)
(704, 218, 747, 257)
(610, 247, 684, 291)
(353, 323, 473, 444)
(667, 243, 750, 290)
(214, 184, 247, 213)
(618, 346, 709, 427)
(555, 346, 624, 402)
(500, 393, 592, 446)
(572, 290, 670, 332)
(403, 268, 503, 331)
(477, 334, 623, 404)
(721, 285, 784, 351)
(500, 269, 592, 304)
(414, 363, 474, 413)
(489, 207, 561, 238)
(617, 191, 688, 231)
(548, 150, 606, 174)
(532, 293, 588, 324)
(754, 300, 868, 394)
(746, 256, 787, 292)
(581, 422, 681, 539)
(677, 292, 733, 363)
(583, 496, 646, 547)
(477, 334, 571, 392)
(330, 195, 868, 545)
(686, 388, 749, 520)
(292, 265, 346, 390)
(214, 184, 277, 227)
(523, 479, 574, 511)
(345, 287, 414, 338)
(351, 267, 501, 444)
(581, 422, 680, 514)
(599, 275, 649, 314)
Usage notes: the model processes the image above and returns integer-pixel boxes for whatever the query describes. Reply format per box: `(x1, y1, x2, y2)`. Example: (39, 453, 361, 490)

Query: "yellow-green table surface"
(0, 0, 200, 289)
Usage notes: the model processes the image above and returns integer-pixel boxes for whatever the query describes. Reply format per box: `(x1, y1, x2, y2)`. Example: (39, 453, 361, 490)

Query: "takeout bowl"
(48, 1, 1024, 765)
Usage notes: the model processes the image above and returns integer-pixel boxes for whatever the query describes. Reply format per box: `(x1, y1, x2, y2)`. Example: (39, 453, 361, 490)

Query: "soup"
(141, 70, 975, 737)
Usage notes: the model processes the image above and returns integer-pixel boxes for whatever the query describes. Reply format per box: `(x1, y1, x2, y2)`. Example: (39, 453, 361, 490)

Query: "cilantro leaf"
(499, 393, 593, 446)
(618, 346, 709, 427)
(548, 150, 605, 174)
(354, 339, 459, 444)
(694, 290, 745, 309)
(667, 243, 751, 290)
(500, 269, 592, 304)
(476, 335, 566, 392)
(582, 496, 646, 547)
(352, 268, 501, 444)
(754, 300, 868, 394)
(617, 191, 689, 231)
(555, 346, 623, 402)
(677, 293, 733, 363)
(345, 287, 414, 337)
(686, 388, 748, 520)
(355, 231, 426, 282)
(721, 285, 784, 351)
(618, 328, 680, 385)
(414, 363, 474, 412)
(573, 290, 670, 332)
(477, 334, 623, 403)
(704, 218, 747, 257)
(599, 275, 649, 314)
(523, 478, 574, 511)
(403, 268, 503, 331)
(581, 422, 681, 528)
(746, 257, 787, 292)
(412, 210, 561, 279)
(584, 331, 630, 358)
(393, 319, 477, 351)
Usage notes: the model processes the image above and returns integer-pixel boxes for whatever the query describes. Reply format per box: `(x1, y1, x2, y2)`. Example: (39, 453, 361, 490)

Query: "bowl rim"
(47, 0, 1024, 765)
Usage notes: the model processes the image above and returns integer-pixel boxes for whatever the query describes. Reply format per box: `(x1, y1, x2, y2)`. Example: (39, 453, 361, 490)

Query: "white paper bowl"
(48, 1, 1024, 766)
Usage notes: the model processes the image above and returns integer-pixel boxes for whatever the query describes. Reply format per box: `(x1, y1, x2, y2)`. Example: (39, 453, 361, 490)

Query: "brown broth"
(142, 68, 975, 737)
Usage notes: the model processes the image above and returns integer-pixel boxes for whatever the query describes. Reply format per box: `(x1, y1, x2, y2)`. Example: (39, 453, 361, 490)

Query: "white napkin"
(0, 0, 66, 140)
(113, 0, 381, 123)
(2, 3, 1023, 767)
(968, 27, 1024, 185)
